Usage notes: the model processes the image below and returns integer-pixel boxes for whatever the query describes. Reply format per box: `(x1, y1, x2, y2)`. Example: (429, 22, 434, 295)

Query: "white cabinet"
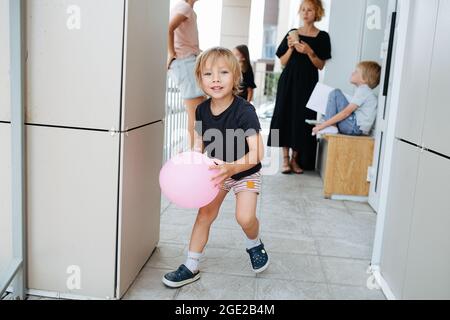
(0, 123, 12, 273)
(117, 122, 164, 297)
(25, 0, 124, 130)
(395, 0, 439, 145)
(422, 0, 450, 157)
(380, 140, 420, 298)
(27, 126, 120, 298)
(0, 0, 10, 122)
(121, 0, 168, 130)
(403, 151, 450, 299)
(20, 0, 170, 299)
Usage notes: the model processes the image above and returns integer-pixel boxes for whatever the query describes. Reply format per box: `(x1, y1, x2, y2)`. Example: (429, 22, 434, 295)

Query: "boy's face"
(351, 67, 366, 86)
(201, 57, 235, 101)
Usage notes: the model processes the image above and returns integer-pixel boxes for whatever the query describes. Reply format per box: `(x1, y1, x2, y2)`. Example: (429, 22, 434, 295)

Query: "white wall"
(220, 0, 252, 49)
(170, 0, 223, 50)
(323, 0, 367, 94)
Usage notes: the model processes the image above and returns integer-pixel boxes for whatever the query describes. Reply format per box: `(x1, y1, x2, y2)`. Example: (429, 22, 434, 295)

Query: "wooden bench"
(317, 134, 375, 199)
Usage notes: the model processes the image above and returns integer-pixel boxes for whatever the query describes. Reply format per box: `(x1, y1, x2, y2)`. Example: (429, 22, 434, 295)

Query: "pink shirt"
(171, 1, 201, 59)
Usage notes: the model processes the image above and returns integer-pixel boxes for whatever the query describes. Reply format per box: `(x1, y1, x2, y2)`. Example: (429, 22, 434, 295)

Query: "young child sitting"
(312, 61, 382, 136)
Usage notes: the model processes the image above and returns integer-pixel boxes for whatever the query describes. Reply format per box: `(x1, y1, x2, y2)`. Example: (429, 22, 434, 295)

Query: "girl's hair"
(234, 45, 253, 73)
(300, 0, 325, 22)
(195, 47, 242, 96)
(357, 61, 382, 89)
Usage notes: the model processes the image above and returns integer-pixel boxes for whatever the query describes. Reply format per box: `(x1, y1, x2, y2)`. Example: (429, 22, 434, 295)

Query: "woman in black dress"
(268, 0, 331, 174)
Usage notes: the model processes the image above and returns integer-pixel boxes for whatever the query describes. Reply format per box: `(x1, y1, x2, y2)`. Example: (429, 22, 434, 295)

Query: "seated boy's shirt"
(195, 96, 262, 180)
(350, 84, 378, 135)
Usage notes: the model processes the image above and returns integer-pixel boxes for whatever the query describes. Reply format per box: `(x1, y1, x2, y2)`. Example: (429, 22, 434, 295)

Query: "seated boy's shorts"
(221, 172, 262, 195)
(168, 55, 204, 100)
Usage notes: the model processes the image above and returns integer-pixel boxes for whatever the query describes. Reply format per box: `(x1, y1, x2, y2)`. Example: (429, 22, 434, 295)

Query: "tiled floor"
(123, 168, 386, 300)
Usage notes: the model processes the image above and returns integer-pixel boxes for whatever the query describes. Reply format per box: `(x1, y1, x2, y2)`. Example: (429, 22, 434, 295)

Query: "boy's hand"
(312, 125, 324, 136)
(209, 160, 235, 187)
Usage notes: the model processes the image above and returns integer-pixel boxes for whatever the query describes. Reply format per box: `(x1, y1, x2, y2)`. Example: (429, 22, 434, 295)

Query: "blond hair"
(358, 61, 382, 89)
(300, 0, 325, 22)
(195, 47, 242, 96)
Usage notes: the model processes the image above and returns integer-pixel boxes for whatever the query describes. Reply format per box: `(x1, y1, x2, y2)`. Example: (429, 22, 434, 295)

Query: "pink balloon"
(159, 152, 220, 209)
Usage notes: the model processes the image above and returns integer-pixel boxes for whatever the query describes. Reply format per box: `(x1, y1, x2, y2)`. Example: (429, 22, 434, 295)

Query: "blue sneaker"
(246, 242, 270, 273)
(162, 264, 201, 288)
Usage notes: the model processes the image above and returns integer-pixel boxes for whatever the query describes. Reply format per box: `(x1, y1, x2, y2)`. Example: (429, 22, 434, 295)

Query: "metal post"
(10, 0, 26, 300)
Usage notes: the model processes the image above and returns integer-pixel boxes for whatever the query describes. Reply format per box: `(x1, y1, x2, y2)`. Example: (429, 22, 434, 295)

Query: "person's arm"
(209, 133, 264, 186)
(312, 103, 359, 135)
(279, 47, 294, 67)
(247, 88, 254, 102)
(294, 41, 326, 70)
(278, 35, 297, 67)
(167, 14, 187, 69)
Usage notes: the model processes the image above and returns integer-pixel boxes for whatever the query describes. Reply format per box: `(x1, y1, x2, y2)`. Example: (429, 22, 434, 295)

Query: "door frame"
(368, 0, 399, 211)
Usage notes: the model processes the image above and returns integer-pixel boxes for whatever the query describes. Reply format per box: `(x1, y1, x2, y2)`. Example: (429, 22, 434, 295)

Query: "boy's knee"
(236, 214, 257, 230)
(330, 89, 343, 98)
(197, 208, 218, 224)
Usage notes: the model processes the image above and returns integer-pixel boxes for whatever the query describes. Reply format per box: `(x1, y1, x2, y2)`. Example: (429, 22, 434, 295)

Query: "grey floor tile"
(260, 231, 317, 255)
(329, 284, 386, 300)
(344, 201, 375, 213)
(176, 273, 256, 300)
(207, 227, 247, 250)
(256, 278, 331, 300)
(258, 252, 326, 283)
(315, 237, 373, 260)
(123, 268, 178, 300)
(146, 243, 187, 270)
(200, 247, 256, 277)
(161, 209, 198, 227)
(297, 194, 347, 211)
(308, 215, 376, 246)
(159, 224, 192, 245)
(304, 206, 351, 221)
(260, 215, 312, 237)
(320, 257, 371, 287)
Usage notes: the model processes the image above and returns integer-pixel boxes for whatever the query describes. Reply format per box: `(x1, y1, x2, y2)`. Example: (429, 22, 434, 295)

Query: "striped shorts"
(221, 172, 262, 195)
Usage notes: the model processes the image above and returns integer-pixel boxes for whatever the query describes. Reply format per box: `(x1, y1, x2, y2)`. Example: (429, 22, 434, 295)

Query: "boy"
(162, 47, 269, 289)
(312, 61, 382, 136)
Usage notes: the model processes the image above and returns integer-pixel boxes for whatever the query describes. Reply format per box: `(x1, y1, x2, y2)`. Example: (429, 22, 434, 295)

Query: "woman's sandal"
(290, 158, 304, 175)
(281, 156, 292, 174)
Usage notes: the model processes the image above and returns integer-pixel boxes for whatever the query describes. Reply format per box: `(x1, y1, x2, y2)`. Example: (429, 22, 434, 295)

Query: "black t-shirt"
(238, 68, 257, 101)
(195, 96, 262, 180)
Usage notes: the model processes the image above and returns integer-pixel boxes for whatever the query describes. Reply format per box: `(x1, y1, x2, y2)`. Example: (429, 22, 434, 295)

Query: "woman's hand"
(167, 53, 176, 70)
(209, 159, 236, 187)
(294, 41, 314, 55)
(287, 35, 297, 49)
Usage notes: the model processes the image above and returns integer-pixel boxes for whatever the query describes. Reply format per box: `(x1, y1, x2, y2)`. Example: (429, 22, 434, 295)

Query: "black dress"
(238, 68, 257, 101)
(268, 29, 331, 170)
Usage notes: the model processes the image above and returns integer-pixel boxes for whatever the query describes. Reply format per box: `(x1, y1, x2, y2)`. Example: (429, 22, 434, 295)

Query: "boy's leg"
(162, 189, 228, 288)
(236, 189, 269, 273)
(236, 191, 260, 242)
(189, 189, 228, 254)
(324, 89, 350, 121)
